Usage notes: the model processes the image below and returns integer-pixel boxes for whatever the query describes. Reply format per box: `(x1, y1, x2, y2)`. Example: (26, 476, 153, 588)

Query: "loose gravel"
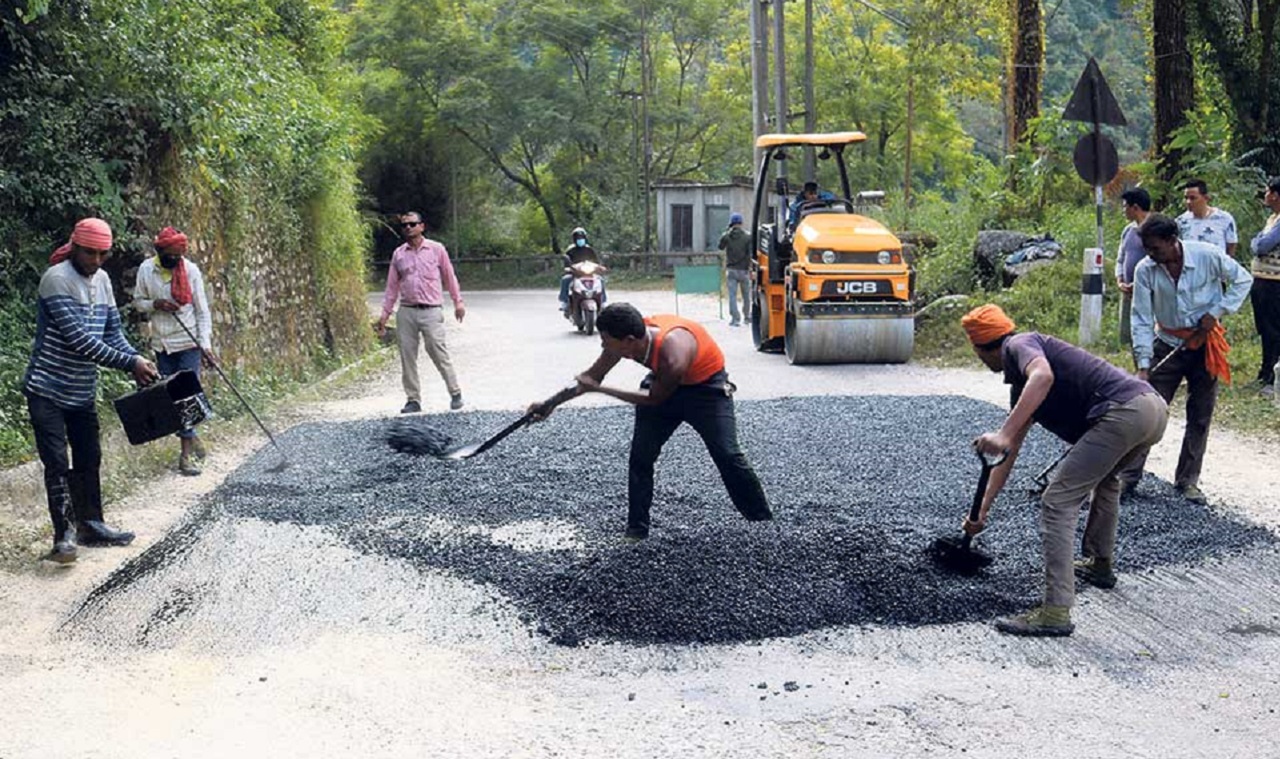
(71, 396, 1276, 647)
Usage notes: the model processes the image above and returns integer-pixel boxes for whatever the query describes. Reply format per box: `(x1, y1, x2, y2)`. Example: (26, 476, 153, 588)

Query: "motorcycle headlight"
(821, 250, 836, 264)
(877, 250, 892, 265)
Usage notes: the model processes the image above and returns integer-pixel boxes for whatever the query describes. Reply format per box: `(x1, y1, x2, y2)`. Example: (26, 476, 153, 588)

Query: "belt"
(402, 303, 440, 309)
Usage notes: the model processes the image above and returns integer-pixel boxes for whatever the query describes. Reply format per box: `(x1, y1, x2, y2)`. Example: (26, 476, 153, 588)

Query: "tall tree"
(1154, 0, 1194, 179)
(1008, 0, 1042, 147)
(1191, 0, 1280, 175)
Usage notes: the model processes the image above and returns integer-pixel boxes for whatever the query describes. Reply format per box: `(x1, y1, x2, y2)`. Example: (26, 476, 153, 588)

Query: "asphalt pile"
(78, 396, 1276, 647)
(386, 417, 453, 456)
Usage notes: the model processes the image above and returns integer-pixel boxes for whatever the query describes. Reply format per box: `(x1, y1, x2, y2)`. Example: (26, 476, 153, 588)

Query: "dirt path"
(1, 289, 1278, 758)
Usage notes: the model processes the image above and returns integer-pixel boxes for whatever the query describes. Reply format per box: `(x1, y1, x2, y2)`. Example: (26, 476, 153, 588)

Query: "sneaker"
(622, 527, 649, 543)
(729, 320, 741, 327)
(400, 400, 421, 414)
(1177, 484, 1208, 504)
(994, 605, 1075, 637)
(178, 454, 202, 476)
(45, 540, 77, 565)
(450, 393, 464, 411)
(1073, 557, 1117, 589)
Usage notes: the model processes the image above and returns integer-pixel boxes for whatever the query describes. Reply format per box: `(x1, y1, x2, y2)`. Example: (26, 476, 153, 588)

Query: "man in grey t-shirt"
(1116, 188, 1151, 352)
(1176, 179, 1238, 259)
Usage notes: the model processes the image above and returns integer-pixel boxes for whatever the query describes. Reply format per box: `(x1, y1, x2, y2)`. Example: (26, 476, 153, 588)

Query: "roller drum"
(784, 312, 913, 364)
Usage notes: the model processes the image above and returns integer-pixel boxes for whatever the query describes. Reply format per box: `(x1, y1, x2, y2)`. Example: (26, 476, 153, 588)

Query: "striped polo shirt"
(24, 260, 139, 409)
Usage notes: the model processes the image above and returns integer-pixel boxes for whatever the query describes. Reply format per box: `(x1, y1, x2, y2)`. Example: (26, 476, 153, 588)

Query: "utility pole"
(804, 0, 816, 181)
(773, 0, 788, 209)
(640, 2, 652, 254)
(750, 0, 770, 170)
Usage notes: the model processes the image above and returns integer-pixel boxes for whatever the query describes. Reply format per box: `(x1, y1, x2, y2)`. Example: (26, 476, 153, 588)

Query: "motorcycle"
(566, 261, 607, 335)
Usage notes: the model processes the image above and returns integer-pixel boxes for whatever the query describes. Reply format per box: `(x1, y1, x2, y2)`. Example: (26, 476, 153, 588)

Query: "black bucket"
(113, 369, 213, 445)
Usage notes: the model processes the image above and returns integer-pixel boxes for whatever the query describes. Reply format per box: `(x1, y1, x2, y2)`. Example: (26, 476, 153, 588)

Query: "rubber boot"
(45, 477, 77, 565)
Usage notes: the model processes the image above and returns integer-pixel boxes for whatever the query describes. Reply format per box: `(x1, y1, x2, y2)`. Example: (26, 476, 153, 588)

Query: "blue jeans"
(157, 348, 203, 439)
(727, 269, 751, 323)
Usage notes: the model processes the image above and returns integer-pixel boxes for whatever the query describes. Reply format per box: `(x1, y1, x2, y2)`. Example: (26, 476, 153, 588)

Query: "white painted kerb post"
(1079, 247, 1104, 345)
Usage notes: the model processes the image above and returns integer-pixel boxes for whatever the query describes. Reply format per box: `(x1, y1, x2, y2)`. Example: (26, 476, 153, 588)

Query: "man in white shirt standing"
(133, 227, 214, 475)
(1176, 179, 1239, 259)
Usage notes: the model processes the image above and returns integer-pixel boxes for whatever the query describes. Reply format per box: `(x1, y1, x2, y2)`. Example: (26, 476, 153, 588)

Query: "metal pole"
(803, 0, 816, 181)
(641, 2, 652, 255)
(773, 0, 788, 224)
(750, 0, 770, 171)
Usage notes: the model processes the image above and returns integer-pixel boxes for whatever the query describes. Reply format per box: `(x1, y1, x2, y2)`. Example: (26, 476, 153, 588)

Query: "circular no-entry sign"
(1073, 133, 1119, 186)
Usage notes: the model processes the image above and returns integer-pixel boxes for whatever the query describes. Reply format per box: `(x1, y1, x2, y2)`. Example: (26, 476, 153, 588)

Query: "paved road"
(2, 289, 1278, 758)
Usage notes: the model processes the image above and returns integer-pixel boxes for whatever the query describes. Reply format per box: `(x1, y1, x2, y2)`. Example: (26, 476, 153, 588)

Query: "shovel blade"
(931, 535, 994, 575)
(438, 443, 482, 461)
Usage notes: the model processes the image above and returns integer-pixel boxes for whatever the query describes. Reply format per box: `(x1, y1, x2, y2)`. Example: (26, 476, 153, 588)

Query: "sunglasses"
(397, 221, 421, 229)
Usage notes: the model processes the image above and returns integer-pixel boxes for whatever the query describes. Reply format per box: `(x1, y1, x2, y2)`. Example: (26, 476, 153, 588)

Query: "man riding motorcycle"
(559, 227, 607, 316)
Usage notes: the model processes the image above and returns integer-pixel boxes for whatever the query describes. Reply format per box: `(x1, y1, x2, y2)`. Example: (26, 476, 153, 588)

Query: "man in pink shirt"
(377, 212, 466, 413)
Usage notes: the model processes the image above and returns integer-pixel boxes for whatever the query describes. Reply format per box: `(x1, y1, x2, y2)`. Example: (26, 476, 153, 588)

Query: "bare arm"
(581, 330, 696, 407)
(966, 356, 1053, 531)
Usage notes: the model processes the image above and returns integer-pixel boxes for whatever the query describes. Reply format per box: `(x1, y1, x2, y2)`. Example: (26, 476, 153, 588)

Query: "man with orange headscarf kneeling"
(961, 304, 1169, 636)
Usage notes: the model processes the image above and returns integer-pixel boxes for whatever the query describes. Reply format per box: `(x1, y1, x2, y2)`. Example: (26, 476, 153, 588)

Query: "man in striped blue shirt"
(24, 218, 159, 564)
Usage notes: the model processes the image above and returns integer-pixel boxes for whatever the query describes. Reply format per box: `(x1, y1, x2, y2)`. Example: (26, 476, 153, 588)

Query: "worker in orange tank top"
(529, 303, 772, 541)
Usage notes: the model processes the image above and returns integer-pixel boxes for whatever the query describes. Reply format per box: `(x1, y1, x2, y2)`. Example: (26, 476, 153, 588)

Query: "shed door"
(671, 204, 693, 251)
(705, 205, 730, 251)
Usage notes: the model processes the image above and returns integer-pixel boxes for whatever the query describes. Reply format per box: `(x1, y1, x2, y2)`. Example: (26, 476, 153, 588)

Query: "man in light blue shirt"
(1121, 214, 1252, 504)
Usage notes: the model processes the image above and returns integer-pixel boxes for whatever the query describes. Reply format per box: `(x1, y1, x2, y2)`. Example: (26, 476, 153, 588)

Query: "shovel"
(438, 384, 580, 461)
(171, 313, 292, 472)
(932, 447, 1008, 574)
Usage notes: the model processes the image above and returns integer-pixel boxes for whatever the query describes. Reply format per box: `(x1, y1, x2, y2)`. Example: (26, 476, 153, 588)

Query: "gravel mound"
(77, 396, 1276, 647)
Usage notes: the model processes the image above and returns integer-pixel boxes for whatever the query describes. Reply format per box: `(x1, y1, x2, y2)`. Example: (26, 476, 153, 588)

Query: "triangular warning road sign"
(1062, 57, 1127, 126)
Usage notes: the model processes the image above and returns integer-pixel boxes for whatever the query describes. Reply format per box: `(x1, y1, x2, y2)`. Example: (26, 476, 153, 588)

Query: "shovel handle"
(469, 384, 581, 458)
(964, 447, 1010, 544)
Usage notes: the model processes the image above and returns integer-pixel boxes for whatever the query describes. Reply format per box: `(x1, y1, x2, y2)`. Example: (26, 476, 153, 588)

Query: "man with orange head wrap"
(961, 304, 1168, 636)
(25, 218, 160, 564)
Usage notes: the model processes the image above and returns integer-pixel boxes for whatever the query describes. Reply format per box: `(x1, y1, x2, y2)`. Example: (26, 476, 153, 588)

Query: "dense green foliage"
(0, 0, 371, 466)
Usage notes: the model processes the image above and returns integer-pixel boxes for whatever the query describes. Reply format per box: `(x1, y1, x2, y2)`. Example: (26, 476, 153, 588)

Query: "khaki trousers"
(1040, 392, 1168, 608)
(396, 306, 460, 402)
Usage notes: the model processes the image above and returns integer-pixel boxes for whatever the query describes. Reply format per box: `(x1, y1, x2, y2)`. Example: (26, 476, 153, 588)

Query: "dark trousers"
(1252, 277, 1280, 385)
(627, 371, 772, 536)
(1120, 340, 1217, 489)
(26, 392, 104, 542)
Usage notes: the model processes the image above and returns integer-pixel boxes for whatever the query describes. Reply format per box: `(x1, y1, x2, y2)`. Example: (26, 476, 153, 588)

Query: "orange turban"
(50, 217, 113, 264)
(961, 304, 1017, 346)
(154, 226, 188, 252)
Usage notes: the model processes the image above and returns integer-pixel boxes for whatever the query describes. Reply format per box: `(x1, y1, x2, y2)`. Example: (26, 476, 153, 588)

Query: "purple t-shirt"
(1002, 333, 1154, 443)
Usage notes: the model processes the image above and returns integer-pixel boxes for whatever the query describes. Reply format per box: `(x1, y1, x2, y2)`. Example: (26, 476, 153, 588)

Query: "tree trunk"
(1007, 0, 1042, 147)
(1154, 0, 1194, 181)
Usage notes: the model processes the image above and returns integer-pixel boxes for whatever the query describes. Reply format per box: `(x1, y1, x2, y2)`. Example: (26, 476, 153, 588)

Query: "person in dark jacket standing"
(719, 212, 752, 327)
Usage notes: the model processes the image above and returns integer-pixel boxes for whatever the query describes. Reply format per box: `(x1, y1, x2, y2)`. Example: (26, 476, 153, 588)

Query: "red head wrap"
(50, 218, 113, 265)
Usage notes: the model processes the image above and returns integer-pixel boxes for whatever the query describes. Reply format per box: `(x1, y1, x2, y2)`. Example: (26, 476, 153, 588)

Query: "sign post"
(1063, 57, 1127, 346)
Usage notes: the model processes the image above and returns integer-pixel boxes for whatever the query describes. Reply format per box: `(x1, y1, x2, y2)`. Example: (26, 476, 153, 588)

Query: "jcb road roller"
(749, 132, 915, 364)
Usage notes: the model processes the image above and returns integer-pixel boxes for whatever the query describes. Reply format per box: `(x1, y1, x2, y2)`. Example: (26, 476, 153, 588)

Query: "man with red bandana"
(25, 218, 159, 564)
(960, 304, 1167, 636)
(134, 226, 215, 476)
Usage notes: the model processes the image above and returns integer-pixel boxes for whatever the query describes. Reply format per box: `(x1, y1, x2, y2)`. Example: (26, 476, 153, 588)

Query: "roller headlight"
(821, 250, 836, 264)
(877, 250, 892, 265)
